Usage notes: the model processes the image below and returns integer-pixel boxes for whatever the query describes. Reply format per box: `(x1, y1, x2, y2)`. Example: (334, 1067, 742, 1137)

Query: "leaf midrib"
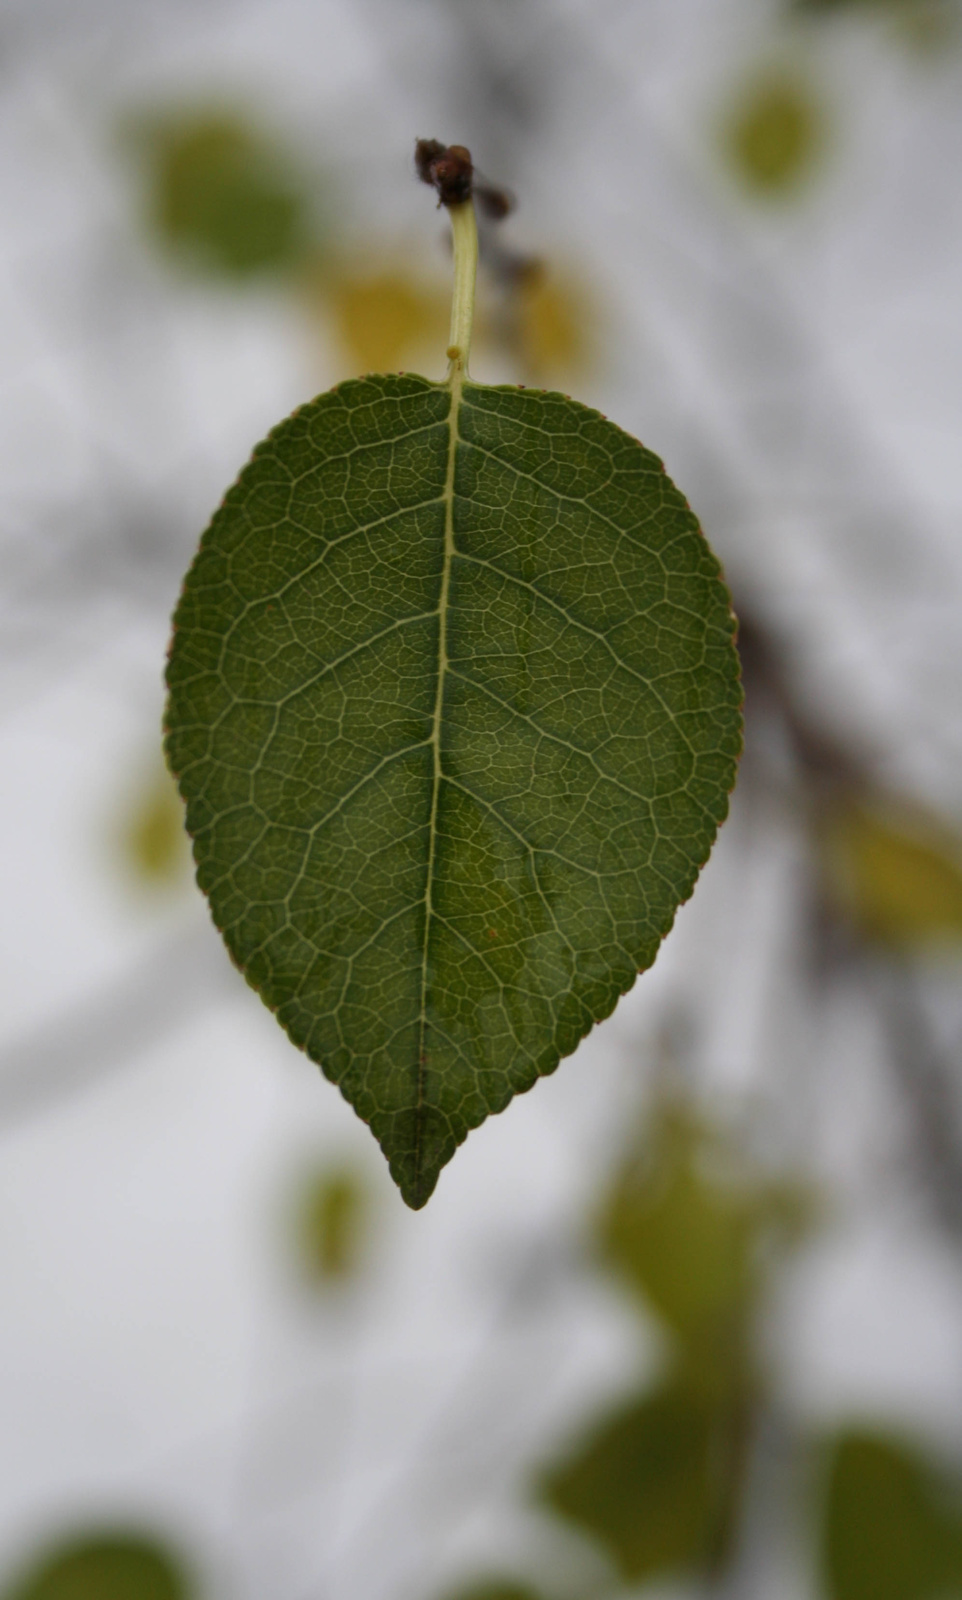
(413, 367, 461, 1193)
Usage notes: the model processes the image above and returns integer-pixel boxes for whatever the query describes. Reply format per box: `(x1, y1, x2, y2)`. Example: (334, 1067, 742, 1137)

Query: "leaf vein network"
(453, 552, 701, 756)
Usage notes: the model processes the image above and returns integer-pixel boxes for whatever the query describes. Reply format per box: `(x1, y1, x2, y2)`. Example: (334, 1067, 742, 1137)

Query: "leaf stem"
(446, 198, 477, 379)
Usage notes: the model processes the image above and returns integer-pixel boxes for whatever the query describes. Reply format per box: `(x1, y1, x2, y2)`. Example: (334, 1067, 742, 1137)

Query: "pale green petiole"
(445, 198, 478, 379)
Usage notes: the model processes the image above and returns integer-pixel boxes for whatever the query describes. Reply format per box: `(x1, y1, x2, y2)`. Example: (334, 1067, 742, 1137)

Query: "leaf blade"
(166, 372, 741, 1205)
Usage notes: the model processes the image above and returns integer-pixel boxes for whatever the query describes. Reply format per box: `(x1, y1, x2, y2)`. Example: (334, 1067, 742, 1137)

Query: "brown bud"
(414, 138, 474, 208)
(414, 138, 446, 186)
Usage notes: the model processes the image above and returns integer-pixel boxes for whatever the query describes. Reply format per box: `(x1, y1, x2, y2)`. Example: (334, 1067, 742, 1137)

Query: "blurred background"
(1, 0, 962, 1595)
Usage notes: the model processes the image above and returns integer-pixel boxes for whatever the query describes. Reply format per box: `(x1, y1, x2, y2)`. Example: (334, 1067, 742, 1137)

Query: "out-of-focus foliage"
(319, 256, 595, 387)
(893, 4, 960, 47)
(598, 1099, 812, 1379)
(514, 267, 593, 385)
(722, 68, 826, 197)
(542, 1380, 746, 1584)
(823, 1429, 962, 1600)
(790, 0, 960, 50)
(131, 107, 316, 280)
(292, 1163, 368, 1284)
(822, 803, 962, 949)
(118, 762, 190, 889)
(319, 265, 447, 375)
(540, 1099, 810, 1584)
(2, 1531, 192, 1600)
(793, 0, 943, 14)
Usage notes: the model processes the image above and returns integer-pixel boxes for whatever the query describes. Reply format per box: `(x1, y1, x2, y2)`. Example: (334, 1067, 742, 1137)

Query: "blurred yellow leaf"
(542, 1381, 746, 1584)
(293, 1164, 368, 1284)
(3, 1530, 191, 1600)
(822, 803, 962, 948)
(516, 268, 594, 384)
(130, 106, 313, 279)
(323, 267, 447, 375)
(119, 763, 190, 889)
(823, 1430, 962, 1600)
(722, 68, 826, 196)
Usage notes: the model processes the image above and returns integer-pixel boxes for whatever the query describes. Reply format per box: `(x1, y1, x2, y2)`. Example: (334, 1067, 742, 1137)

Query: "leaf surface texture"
(166, 373, 741, 1205)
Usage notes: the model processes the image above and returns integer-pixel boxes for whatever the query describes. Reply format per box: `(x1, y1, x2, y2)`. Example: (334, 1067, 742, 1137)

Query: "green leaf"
(541, 1381, 746, 1584)
(3, 1531, 191, 1600)
(823, 1429, 962, 1600)
(165, 370, 740, 1206)
(133, 107, 313, 280)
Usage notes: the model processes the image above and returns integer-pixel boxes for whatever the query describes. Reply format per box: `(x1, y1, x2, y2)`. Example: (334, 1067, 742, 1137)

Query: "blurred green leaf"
(894, 5, 960, 48)
(600, 1104, 754, 1338)
(3, 1531, 191, 1600)
(823, 803, 962, 948)
(294, 1163, 368, 1283)
(790, 0, 960, 45)
(722, 69, 826, 197)
(119, 762, 190, 888)
(598, 1100, 812, 1378)
(133, 107, 314, 279)
(793, 0, 941, 13)
(823, 1429, 962, 1600)
(542, 1381, 748, 1584)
